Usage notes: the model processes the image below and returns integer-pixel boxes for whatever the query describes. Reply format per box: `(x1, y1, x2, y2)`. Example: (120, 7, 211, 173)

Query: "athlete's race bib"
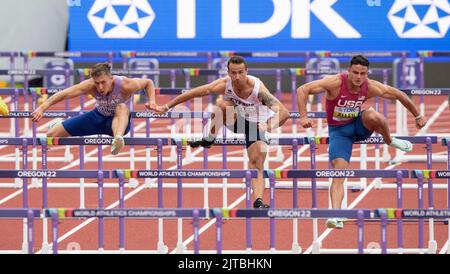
(332, 107, 359, 121)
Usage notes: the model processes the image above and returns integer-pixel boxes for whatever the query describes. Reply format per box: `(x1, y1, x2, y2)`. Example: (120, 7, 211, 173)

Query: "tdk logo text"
(87, 0, 450, 40)
(88, 0, 361, 39)
(218, 0, 361, 38)
(388, 0, 450, 38)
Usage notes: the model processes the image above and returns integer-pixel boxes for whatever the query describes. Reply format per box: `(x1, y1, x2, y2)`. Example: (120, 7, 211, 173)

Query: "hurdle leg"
(428, 218, 437, 254)
(426, 139, 437, 254)
(203, 143, 209, 210)
(22, 218, 28, 253)
(274, 127, 284, 162)
(291, 140, 301, 254)
(311, 218, 321, 254)
(306, 102, 313, 136)
(359, 144, 368, 191)
(23, 103, 31, 136)
(317, 101, 323, 135)
(176, 141, 186, 253)
(169, 125, 177, 162)
(402, 104, 409, 136)
(31, 147, 41, 187)
(14, 147, 22, 188)
(156, 140, 168, 253)
(311, 141, 321, 254)
(184, 121, 194, 162)
(145, 147, 152, 187)
(176, 218, 186, 253)
(79, 145, 85, 208)
(129, 146, 139, 188)
(395, 100, 403, 137)
(9, 99, 15, 137)
(447, 219, 450, 254)
(264, 151, 270, 189)
(41, 216, 50, 254)
(222, 129, 228, 209)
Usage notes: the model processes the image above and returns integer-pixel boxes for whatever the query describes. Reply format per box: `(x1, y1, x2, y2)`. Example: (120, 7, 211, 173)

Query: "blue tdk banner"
(68, 0, 450, 51)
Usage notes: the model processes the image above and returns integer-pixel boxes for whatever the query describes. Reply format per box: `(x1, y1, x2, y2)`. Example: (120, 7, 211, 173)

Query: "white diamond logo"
(88, 0, 156, 39)
(388, 0, 450, 38)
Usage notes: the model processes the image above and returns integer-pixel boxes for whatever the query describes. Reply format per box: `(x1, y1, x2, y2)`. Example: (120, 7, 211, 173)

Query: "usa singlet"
(326, 73, 368, 126)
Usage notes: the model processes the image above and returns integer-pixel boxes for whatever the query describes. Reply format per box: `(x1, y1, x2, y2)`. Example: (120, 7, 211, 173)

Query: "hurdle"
(0, 169, 107, 254)
(108, 169, 258, 254)
(411, 169, 450, 254)
(267, 136, 437, 192)
(42, 207, 372, 254)
(2, 206, 448, 254)
(264, 168, 408, 254)
(0, 208, 40, 254)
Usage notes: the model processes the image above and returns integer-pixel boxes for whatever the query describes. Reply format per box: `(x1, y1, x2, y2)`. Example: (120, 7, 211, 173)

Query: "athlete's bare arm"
(257, 83, 290, 132)
(367, 80, 426, 129)
(121, 77, 156, 110)
(31, 80, 94, 122)
(296, 75, 341, 128)
(151, 78, 228, 114)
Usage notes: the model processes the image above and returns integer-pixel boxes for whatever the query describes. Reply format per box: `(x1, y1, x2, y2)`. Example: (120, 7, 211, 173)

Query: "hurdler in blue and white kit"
(31, 63, 157, 155)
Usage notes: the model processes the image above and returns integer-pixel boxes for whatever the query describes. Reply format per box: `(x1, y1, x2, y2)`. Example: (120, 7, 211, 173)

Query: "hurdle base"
(14, 178, 22, 188)
(41, 243, 50, 254)
(291, 243, 302, 254)
(319, 248, 430, 254)
(31, 178, 42, 188)
(144, 178, 155, 188)
(311, 241, 321, 254)
(176, 243, 186, 254)
(128, 178, 139, 188)
(157, 243, 168, 254)
(22, 242, 28, 254)
(428, 240, 438, 254)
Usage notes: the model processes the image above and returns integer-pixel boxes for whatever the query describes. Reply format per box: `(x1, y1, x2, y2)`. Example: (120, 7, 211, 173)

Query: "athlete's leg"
(111, 103, 130, 155)
(207, 96, 235, 140)
(47, 123, 71, 137)
(247, 140, 269, 208)
(328, 123, 354, 210)
(111, 103, 130, 137)
(360, 109, 412, 151)
(330, 157, 349, 209)
(189, 97, 235, 148)
(360, 108, 391, 144)
(327, 126, 352, 229)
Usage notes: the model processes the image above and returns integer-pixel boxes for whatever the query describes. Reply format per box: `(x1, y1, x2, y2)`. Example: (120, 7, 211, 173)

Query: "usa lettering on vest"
(336, 99, 363, 108)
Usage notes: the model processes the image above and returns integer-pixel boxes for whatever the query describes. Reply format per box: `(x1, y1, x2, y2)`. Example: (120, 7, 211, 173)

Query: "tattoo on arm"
(258, 90, 280, 108)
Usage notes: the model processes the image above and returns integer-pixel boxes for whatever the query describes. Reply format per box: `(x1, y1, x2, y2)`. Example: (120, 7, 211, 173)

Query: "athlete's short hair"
(227, 55, 248, 70)
(90, 62, 112, 78)
(350, 55, 370, 67)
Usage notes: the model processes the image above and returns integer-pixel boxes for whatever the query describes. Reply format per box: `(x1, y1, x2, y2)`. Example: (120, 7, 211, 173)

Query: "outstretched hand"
(146, 102, 169, 114)
(144, 102, 157, 111)
(31, 107, 44, 122)
(300, 117, 312, 128)
(415, 116, 427, 129)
